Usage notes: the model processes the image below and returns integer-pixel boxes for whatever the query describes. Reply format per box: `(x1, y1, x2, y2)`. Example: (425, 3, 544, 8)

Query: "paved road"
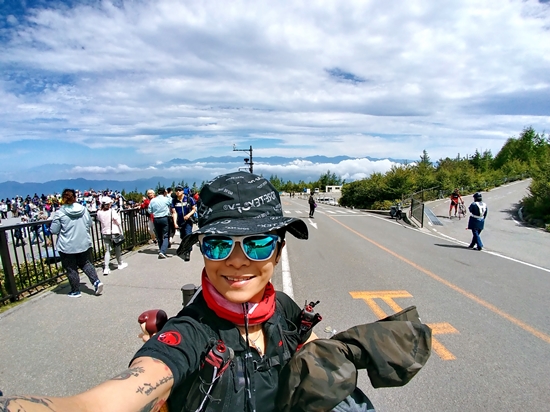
(1, 181, 549, 411)
(422, 179, 550, 271)
(281, 185, 549, 411)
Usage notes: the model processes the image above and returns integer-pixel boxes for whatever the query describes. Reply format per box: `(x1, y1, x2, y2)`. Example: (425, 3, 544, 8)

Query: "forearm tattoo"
(111, 366, 145, 381)
(0, 396, 56, 411)
(136, 376, 173, 396)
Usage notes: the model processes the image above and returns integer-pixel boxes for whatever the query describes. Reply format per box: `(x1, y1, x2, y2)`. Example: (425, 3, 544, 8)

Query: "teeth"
(226, 276, 251, 281)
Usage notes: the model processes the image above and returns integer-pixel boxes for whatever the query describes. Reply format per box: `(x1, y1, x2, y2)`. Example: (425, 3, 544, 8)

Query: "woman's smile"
(223, 275, 256, 286)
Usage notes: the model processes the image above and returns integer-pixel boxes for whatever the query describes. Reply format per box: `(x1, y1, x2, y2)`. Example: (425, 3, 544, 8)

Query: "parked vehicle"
(390, 203, 403, 220)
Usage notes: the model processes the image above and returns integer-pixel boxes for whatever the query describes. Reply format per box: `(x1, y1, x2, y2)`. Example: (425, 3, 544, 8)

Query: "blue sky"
(1, 0, 549, 184)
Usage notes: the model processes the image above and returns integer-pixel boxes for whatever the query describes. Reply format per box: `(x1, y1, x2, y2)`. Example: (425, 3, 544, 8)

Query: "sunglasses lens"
(201, 235, 279, 261)
(242, 235, 278, 260)
(201, 236, 234, 260)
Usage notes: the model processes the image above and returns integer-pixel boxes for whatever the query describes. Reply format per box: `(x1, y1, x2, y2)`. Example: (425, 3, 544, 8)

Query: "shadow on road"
(51, 281, 96, 296)
(138, 248, 162, 255)
(434, 243, 471, 250)
(500, 202, 521, 220)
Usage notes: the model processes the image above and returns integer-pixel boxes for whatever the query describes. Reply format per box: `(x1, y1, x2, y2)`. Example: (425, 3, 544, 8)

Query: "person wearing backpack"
(0, 173, 313, 412)
(308, 191, 316, 218)
(0, 173, 433, 412)
(171, 185, 196, 262)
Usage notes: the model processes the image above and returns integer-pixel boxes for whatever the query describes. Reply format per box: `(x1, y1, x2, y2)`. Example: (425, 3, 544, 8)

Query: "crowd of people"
(0, 189, 132, 223)
(2, 185, 201, 283)
(142, 186, 198, 260)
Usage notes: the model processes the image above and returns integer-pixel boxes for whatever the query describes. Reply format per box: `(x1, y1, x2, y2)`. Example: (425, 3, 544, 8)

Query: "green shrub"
(372, 200, 393, 210)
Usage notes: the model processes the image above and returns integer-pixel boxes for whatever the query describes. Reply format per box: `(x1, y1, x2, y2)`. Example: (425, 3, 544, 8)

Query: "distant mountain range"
(0, 177, 177, 199)
(162, 154, 409, 165)
(0, 155, 410, 199)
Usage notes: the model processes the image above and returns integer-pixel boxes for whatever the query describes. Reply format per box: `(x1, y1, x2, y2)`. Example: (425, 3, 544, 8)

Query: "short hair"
(62, 188, 76, 198)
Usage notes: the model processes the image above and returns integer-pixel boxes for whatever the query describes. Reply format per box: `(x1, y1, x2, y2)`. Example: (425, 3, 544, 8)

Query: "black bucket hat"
(177, 171, 308, 254)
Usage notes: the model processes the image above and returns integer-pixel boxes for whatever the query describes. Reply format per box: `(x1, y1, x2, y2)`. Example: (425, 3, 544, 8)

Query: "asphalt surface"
(1, 181, 549, 411)
(0, 234, 205, 397)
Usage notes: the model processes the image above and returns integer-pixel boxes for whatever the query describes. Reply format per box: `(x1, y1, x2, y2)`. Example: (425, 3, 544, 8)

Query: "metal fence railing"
(410, 198, 425, 227)
(0, 208, 151, 306)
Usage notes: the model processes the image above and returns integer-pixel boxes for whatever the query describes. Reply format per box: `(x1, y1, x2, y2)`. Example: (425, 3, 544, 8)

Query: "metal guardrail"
(0, 208, 151, 305)
(410, 198, 425, 228)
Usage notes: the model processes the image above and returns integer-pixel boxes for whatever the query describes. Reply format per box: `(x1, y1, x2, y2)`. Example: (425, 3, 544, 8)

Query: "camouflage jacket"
(276, 306, 432, 412)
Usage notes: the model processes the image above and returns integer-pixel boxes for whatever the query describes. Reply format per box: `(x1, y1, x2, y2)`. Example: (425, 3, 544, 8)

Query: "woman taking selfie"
(0, 172, 312, 411)
(1, 172, 431, 412)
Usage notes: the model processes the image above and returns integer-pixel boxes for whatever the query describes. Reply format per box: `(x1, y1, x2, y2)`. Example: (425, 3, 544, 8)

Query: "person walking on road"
(308, 192, 316, 218)
(148, 187, 173, 259)
(467, 192, 488, 251)
(449, 188, 464, 218)
(96, 197, 128, 275)
(49, 188, 103, 298)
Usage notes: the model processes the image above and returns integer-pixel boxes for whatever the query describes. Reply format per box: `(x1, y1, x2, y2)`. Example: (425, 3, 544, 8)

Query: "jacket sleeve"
(85, 209, 93, 229)
(49, 211, 62, 234)
(276, 306, 432, 412)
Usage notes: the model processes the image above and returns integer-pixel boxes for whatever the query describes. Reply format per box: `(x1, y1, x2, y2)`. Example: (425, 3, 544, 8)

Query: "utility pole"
(232, 144, 254, 173)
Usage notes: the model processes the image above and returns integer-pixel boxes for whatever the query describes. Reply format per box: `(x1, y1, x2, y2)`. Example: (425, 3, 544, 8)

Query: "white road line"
(330, 214, 370, 217)
(485, 251, 550, 273)
(308, 218, 318, 229)
(365, 213, 395, 223)
(427, 229, 550, 273)
(281, 246, 294, 299)
(511, 216, 537, 230)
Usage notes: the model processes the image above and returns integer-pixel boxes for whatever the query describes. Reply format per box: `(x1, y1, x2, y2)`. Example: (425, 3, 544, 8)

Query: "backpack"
(185, 196, 198, 224)
(171, 292, 303, 412)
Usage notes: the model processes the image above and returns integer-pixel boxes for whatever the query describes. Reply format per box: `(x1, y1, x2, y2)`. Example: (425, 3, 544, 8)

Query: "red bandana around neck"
(201, 269, 276, 326)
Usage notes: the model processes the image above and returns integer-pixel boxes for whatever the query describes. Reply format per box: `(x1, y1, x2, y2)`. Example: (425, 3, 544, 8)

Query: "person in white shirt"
(96, 197, 128, 275)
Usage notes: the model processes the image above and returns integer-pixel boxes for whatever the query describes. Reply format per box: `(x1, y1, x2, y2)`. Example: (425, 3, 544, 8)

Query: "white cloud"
(0, 0, 549, 182)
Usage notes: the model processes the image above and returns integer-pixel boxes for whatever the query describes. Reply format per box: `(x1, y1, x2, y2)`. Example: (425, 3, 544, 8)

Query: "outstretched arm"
(0, 357, 173, 412)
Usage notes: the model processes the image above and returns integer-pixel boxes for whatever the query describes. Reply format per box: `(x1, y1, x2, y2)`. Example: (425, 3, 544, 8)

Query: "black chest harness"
(172, 293, 321, 412)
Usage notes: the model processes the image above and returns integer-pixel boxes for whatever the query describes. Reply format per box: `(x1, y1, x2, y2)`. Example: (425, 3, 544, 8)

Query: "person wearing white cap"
(96, 196, 128, 275)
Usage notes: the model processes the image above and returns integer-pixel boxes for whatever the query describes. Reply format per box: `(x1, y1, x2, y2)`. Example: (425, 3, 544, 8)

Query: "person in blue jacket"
(49, 188, 103, 298)
(467, 192, 488, 251)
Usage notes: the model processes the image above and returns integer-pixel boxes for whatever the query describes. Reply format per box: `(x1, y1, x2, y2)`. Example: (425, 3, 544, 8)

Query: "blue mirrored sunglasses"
(199, 234, 281, 261)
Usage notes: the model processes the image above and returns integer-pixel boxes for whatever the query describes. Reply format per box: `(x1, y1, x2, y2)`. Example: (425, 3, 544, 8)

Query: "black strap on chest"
(193, 339, 235, 412)
(178, 295, 292, 412)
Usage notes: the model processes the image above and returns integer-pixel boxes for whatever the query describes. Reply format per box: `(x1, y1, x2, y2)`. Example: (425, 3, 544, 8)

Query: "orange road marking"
(350, 290, 412, 318)
(332, 216, 550, 345)
(428, 322, 459, 335)
(350, 290, 459, 360)
(430, 338, 456, 361)
(427, 322, 460, 361)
